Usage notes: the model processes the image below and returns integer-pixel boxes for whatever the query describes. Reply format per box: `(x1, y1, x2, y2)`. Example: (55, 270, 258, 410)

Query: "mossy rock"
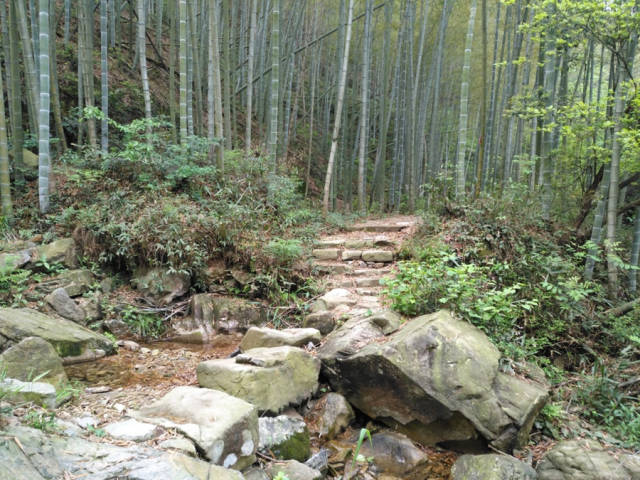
(0, 308, 115, 358)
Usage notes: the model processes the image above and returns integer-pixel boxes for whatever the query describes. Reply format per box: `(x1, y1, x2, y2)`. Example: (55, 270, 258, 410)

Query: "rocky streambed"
(2, 220, 640, 480)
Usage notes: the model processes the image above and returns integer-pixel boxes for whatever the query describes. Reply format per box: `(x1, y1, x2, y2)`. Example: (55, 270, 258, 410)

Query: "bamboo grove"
(0, 0, 639, 296)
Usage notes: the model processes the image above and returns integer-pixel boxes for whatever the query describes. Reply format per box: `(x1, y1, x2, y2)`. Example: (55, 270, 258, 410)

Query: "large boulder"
(318, 310, 548, 451)
(133, 386, 258, 471)
(240, 327, 321, 351)
(0, 425, 246, 480)
(536, 439, 640, 480)
(34, 238, 79, 268)
(45, 288, 86, 324)
(0, 249, 33, 275)
(132, 268, 190, 305)
(0, 336, 68, 389)
(171, 294, 267, 342)
(0, 308, 115, 357)
(451, 454, 537, 480)
(197, 346, 320, 413)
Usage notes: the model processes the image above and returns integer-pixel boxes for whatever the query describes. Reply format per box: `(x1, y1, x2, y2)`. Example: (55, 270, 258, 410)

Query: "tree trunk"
(101, 0, 109, 152)
(322, 0, 354, 215)
(38, 0, 51, 213)
(455, 0, 477, 200)
(357, 0, 373, 214)
(0, 50, 11, 217)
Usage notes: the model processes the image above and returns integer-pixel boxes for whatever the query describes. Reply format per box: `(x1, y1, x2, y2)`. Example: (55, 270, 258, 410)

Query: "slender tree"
(208, 0, 224, 173)
(179, 0, 188, 142)
(0, 53, 11, 217)
(245, 0, 257, 155)
(455, 0, 478, 200)
(268, 0, 280, 173)
(101, 0, 109, 152)
(138, 0, 152, 137)
(357, 0, 373, 213)
(38, 0, 50, 213)
(322, 0, 354, 215)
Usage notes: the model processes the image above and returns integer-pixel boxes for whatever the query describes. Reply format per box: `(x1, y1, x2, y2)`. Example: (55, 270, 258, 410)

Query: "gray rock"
(133, 386, 258, 471)
(313, 288, 357, 311)
(303, 311, 336, 335)
(345, 239, 375, 249)
(104, 418, 162, 442)
(240, 327, 321, 351)
(266, 460, 322, 480)
(75, 415, 99, 429)
(319, 310, 548, 452)
(305, 449, 329, 473)
(158, 438, 198, 457)
(317, 310, 401, 364)
(1, 425, 245, 480)
(172, 295, 267, 342)
(243, 468, 270, 480)
(0, 378, 57, 409)
(359, 431, 428, 477)
(34, 238, 79, 268)
(104, 317, 131, 337)
(0, 336, 68, 389)
(197, 346, 320, 414)
(451, 454, 537, 480)
(0, 308, 115, 358)
(536, 439, 640, 480)
(36, 269, 95, 297)
(259, 416, 310, 462)
(132, 268, 191, 305)
(306, 392, 354, 439)
(361, 250, 393, 262)
(45, 288, 86, 324)
(0, 249, 33, 275)
(77, 293, 103, 322)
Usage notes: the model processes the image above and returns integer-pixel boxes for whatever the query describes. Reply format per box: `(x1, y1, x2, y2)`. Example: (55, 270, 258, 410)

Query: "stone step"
(312, 248, 341, 260)
(355, 277, 382, 288)
(348, 268, 392, 276)
(362, 250, 394, 263)
(314, 239, 345, 248)
(355, 288, 381, 296)
(342, 250, 362, 261)
(312, 262, 352, 275)
(346, 224, 406, 233)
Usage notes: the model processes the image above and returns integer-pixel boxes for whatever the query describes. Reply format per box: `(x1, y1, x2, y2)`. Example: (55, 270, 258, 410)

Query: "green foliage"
(119, 306, 165, 339)
(87, 425, 107, 437)
(272, 473, 290, 480)
(24, 409, 57, 432)
(575, 360, 640, 448)
(384, 202, 600, 359)
(0, 268, 32, 307)
(265, 239, 303, 269)
(352, 428, 374, 468)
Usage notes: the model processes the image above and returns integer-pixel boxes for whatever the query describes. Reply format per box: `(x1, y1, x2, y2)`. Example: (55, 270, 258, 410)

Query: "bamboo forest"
(1, 1, 640, 479)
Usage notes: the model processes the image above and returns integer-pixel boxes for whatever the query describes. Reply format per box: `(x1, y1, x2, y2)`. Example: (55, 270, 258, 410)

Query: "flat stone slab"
(355, 277, 381, 288)
(452, 454, 537, 480)
(312, 249, 340, 260)
(240, 327, 321, 351)
(104, 419, 162, 442)
(133, 386, 258, 470)
(266, 460, 322, 480)
(0, 308, 115, 358)
(313, 263, 352, 275)
(345, 239, 375, 249)
(197, 346, 320, 413)
(314, 239, 345, 248)
(362, 250, 394, 262)
(341, 250, 362, 261)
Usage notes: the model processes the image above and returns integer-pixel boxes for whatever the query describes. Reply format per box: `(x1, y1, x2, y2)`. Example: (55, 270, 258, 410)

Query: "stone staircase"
(304, 217, 419, 334)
